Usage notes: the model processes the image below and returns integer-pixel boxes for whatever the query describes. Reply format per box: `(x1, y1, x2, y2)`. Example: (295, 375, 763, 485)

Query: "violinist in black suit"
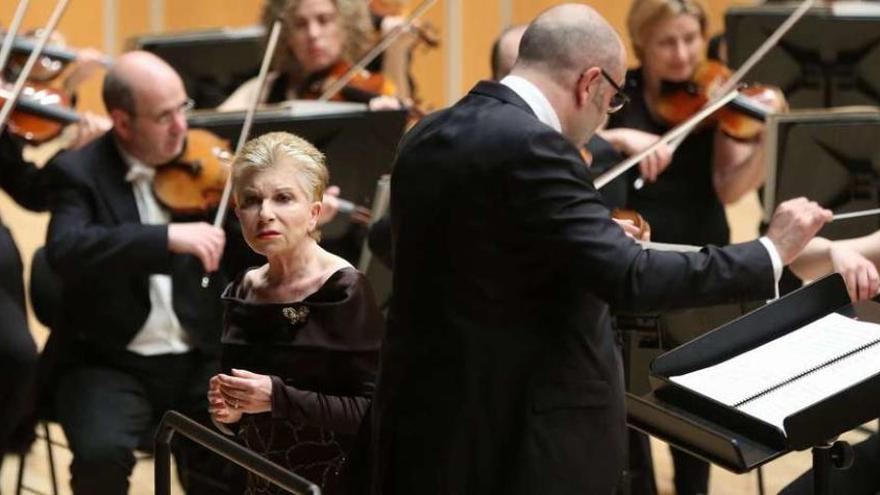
(45, 51, 243, 495)
(366, 4, 832, 494)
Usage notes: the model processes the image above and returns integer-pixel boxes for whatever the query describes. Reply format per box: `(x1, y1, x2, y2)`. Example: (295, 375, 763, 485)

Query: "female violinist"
(219, 0, 402, 111)
(605, 0, 785, 248)
(602, 0, 784, 493)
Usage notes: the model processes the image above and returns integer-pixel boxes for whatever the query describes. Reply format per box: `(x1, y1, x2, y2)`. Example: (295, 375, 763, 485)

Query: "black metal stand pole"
(812, 440, 854, 495)
(155, 425, 175, 495)
(813, 444, 833, 495)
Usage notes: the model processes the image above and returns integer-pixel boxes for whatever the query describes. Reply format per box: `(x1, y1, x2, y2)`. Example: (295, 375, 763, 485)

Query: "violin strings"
(0, 0, 70, 137)
(0, 0, 31, 74)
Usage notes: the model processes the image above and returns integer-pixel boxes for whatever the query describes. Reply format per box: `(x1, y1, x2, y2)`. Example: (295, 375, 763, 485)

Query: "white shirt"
(499, 74, 784, 294)
(118, 145, 191, 355)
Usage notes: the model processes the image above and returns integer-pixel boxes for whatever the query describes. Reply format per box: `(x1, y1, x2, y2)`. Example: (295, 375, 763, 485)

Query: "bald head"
(491, 24, 527, 81)
(102, 51, 189, 165)
(516, 3, 623, 80)
(102, 51, 183, 116)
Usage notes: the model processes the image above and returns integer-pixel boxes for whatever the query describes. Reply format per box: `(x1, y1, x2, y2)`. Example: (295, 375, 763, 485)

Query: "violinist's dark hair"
(102, 69, 136, 116)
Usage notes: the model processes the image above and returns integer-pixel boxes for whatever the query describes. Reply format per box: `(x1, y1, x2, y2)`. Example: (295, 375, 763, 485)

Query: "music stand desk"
(629, 274, 880, 492)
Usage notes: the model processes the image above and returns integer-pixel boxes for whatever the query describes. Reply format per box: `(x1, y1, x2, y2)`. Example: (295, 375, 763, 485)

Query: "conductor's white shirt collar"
(500, 75, 562, 133)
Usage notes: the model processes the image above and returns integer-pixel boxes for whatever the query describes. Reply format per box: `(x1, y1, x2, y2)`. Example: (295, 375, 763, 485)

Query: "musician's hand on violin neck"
(380, 15, 421, 52)
(61, 47, 108, 93)
(168, 222, 226, 272)
(766, 198, 833, 265)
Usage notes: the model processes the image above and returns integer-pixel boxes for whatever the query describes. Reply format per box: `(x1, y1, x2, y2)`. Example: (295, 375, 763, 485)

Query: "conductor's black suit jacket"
(45, 132, 240, 357)
(368, 81, 776, 495)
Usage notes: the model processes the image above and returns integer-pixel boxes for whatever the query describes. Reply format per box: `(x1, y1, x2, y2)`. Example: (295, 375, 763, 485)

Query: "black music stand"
(132, 26, 265, 109)
(762, 108, 880, 241)
(629, 274, 880, 495)
(726, 3, 880, 109)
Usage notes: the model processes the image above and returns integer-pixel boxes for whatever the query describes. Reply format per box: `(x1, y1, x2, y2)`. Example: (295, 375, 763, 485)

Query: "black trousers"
(55, 348, 245, 495)
(625, 430, 709, 495)
(0, 225, 38, 460)
(671, 447, 710, 495)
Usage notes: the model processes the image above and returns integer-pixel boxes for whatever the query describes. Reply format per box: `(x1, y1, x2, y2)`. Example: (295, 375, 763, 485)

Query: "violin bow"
(317, 0, 438, 102)
(200, 19, 283, 288)
(0, 0, 31, 75)
(0, 0, 70, 137)
(356, 174, 391, 273)
(595, 90, 738, 189)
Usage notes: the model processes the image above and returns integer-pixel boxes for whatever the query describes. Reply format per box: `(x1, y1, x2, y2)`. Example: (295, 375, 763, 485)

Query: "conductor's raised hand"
(168, 222, 225, 272)
(766, 198, 832, 265)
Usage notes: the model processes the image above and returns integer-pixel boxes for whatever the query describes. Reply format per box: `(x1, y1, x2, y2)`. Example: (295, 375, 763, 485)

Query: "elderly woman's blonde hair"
(627, 0, 707, 61)
(262, 0, 374, 81)
(233, 132, 329, 238)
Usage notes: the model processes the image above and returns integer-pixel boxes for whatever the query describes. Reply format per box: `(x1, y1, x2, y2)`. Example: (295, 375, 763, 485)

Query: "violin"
(611, 208, 651, 241)
(2, 31, 112, 83)
(0, 80, 79, 143)
(155, 128, 373, 224)
(154, 129, 232, 216)
(302, 60, 394, 103)
(655, 60, 786, 141)
(580, 144, 651, 241)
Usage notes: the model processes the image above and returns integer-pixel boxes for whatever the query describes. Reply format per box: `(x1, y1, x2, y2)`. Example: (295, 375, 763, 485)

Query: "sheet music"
(738, 341, 880, 432)
(670, 313, 880, 407)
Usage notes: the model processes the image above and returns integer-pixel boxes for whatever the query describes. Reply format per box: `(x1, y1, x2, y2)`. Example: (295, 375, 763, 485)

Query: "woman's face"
(234, 159, 322, 257)
(641, 13, 704, 83)
(286, 0, 346, 74)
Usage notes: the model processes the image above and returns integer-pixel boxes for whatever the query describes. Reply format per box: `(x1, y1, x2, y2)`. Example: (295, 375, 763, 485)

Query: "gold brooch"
(282, 306, 310, 325)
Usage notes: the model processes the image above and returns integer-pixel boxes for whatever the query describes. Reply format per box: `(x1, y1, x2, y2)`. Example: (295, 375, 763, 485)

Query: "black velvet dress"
(220, 267, 383, 494)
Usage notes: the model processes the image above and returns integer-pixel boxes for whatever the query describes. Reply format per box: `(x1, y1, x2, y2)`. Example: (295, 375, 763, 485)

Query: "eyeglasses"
(600, 69, 629, 114)
(136, 98, 195, 126)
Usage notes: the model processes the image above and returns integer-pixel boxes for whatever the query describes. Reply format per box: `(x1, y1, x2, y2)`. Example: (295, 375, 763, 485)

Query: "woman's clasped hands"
(208, 369, 274, 424)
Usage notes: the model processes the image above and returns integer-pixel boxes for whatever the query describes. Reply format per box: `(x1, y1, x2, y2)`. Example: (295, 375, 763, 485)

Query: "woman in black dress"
(208, 131, 382, 494)
(604, 0, 785, 493)
(607, 0, 784, 247)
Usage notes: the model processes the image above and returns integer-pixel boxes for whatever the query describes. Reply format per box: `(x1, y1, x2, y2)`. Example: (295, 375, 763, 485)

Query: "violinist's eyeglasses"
(136, 98, 195, 126)
(601, 69, 629, 114)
